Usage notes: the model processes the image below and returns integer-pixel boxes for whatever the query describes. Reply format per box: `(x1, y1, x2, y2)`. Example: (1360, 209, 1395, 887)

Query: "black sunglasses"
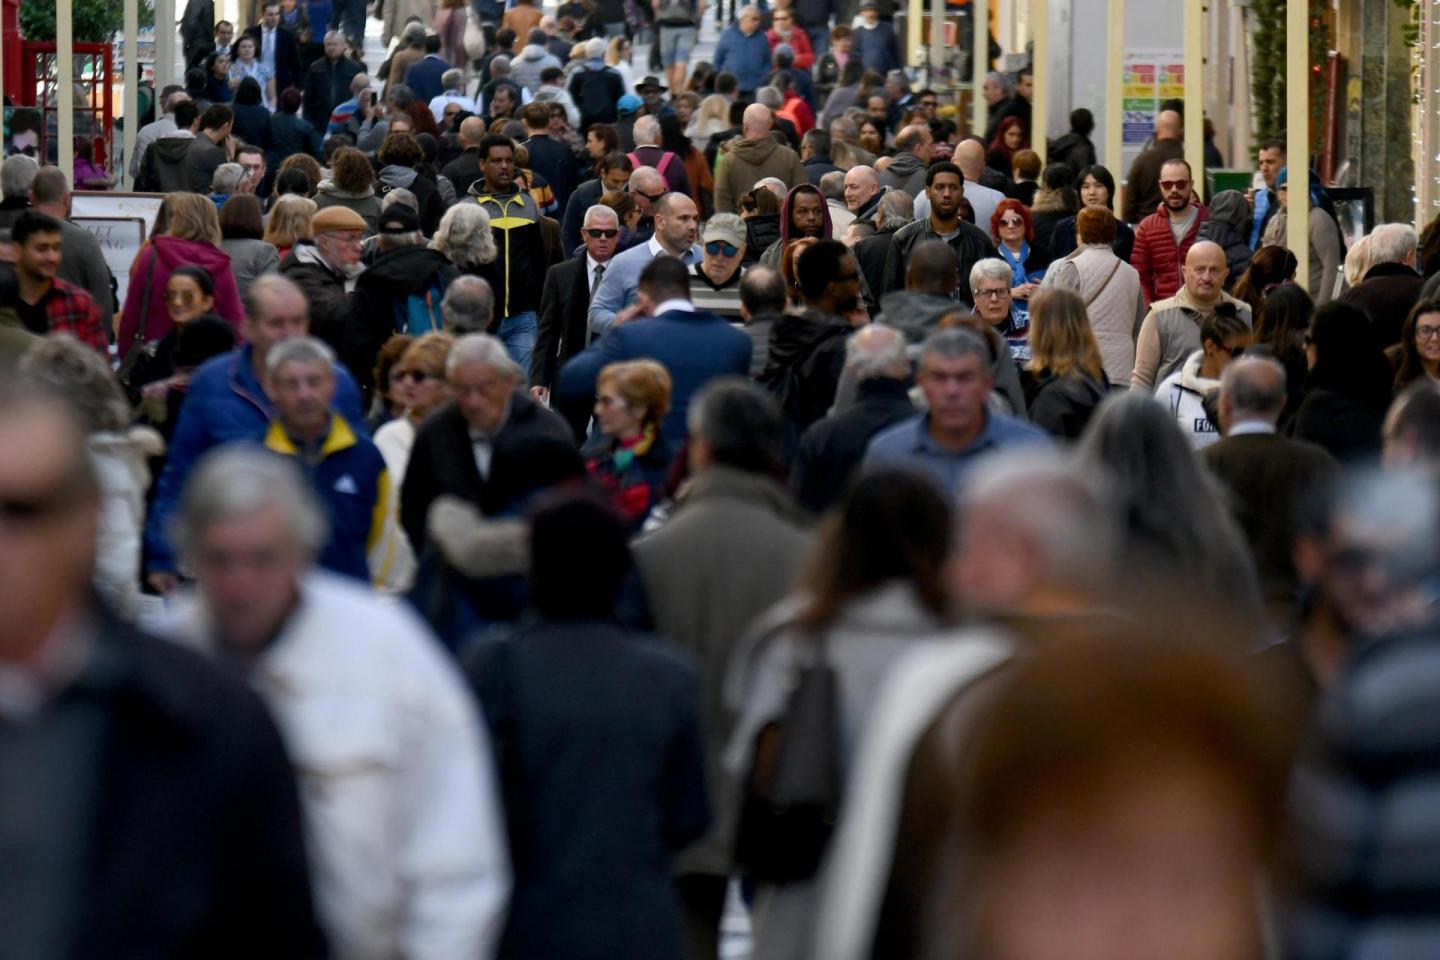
(634, 189, 666, 203)
(705, 240, 739, 257)
(586, 228, 619, 239)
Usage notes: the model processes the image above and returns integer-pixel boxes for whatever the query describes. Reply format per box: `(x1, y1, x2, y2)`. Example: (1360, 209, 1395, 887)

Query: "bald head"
(742, 103, 774, 139)
(953, 139, 985, 180)
(846, 323, 911, 381)
(459, 116, 487, 148)
(1183, 240, 1229, 302)
(1155, 109, 1183, 142)
(1220, 355, 1287, 431)
(843, 165, 880, 212)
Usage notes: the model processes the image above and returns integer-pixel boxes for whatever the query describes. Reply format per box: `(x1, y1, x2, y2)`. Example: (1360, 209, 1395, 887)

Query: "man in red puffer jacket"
(1131, 157, 1210, 305)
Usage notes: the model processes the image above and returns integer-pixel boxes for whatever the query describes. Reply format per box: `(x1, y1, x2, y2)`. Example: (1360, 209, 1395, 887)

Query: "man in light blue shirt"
(586, 190, 702, 335)
(864, 326, 1050, 496)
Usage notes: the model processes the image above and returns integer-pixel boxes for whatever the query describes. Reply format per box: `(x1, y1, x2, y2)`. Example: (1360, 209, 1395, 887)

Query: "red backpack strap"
(656, 151, 674, 176)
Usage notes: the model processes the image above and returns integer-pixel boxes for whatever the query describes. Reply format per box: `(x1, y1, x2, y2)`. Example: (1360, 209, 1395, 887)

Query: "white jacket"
(1155, 348, 1222, 450)
(159, 571, 511, 960)
(89, 427, 164, 622)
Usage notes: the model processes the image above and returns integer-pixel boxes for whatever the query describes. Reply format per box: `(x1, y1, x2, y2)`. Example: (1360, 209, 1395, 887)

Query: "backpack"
(655, 0, 694, 24)
(393, 275, 448, 335)
(627, 149, 674, 178)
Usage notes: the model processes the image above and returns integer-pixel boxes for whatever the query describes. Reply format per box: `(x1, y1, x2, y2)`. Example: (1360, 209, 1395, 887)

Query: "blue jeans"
(499, 310, 538, 373)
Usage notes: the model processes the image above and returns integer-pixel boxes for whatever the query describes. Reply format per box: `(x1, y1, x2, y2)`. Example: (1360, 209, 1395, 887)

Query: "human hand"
(614, 303, 645, 326)
(530, 385, 550, 404)
(147, 571, 180, 595)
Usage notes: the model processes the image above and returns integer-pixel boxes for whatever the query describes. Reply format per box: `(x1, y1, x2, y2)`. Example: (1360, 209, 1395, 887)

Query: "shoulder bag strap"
(1084, 257, 1124, 309)
(135, 246, 160, 345)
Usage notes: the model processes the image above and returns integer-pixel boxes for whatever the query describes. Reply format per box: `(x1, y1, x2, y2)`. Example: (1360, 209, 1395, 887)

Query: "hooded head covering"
(1275, 166, 1327, 209)
(779, 183, 833, 245)
(1207, 189, 1250, 232)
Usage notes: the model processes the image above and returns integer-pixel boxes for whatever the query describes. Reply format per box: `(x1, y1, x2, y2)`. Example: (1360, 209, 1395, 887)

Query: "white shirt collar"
(653, 298, 695, 315)
(646, 235, 667, 258)
(1228, 419, 1277, 437)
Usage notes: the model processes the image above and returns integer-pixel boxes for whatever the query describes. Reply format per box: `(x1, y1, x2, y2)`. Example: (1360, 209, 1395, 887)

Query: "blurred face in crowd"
(1160, 160, 1193, 213)
(394, 364, 448, 421)
(996, 208, 1026, 251)
(216, 22, 234, 45)
(316, 229, 365, 271)
(772, 9, 795, 34)
(791, 190, 826, 238)
(324, 31, 346, 59)
(587, 130, 609, 159)
(866, 96, 888, 125)
(212, 54, 233, 77)
(927, 171, 964, 222)
(238, 150, 266, 188)
(920, 349, 992, 441)
(166, 273, 215, 325)
(656, 194, 699, 253)
(15, 228, 63, 285)
(1003, 124, 1023, 150)
(917, 92, 938, 118)
(859, 119, 885, 155)
(388, 114, 414, 135)
(631, 174, 665, 217)
(451, 360, 517, 434)
(268, 358, 336, 442)
(602, 165, 631, 192)
(235, 36, 258, 62)
(1200, 329, 1251, 379)
(192, 502, 305, 654)
(1183, 243, 1228, 302)
(1296, 511, 1410, 640)
(674, 98, 695, 125)
(583, 210, 620, 262)
(1257, 146, 1285, 188)
(1079, 173, 1110, 209)
(972, 272, 1013, 326)
(1412, 310, 1440, 372)
(262, 4, 280, 29)
(983, 75, 1006, 106)
(0, 403, 99, 665)
(702, 234, 745, 280)
(1016, 72, 1033, 100)
(482, 144, 516, 192)
(245, 285, 309, 369)
(594, 383, 646, 440)
(739, 8, 761, 34)
(492, 88, 517, 117)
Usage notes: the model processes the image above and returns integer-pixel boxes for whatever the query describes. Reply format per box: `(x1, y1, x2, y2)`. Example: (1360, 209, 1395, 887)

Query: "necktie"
(586, 263, 605, 345)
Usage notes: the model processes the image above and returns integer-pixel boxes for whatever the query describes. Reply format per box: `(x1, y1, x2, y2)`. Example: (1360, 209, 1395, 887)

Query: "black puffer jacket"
(1021, 368, 1107, 440)
(759, 308, 850, 462)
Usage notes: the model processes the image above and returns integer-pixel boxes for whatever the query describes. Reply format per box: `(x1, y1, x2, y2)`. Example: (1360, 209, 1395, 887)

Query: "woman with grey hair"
(21, 336, 165, 622)
(431, 202, 503, 304)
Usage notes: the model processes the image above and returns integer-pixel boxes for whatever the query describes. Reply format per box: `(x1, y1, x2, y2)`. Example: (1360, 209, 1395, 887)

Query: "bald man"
(843, 165, 883, 220)
(442, 116, 492, 195)
(1131, 239, 1251, 391)
(714, 101, 806, 213)
(1124, 108, 1186, 224)
(1204, 354, 1338, 618)
(1131, 156, 1209, 304)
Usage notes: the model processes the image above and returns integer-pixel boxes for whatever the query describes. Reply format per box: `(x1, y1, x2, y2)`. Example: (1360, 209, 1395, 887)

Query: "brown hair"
(373, 334, 415, 401)
(597, 359, 672, 428)
(329, 145, 375, 193)
(1075, 205, 1118, 245)
(262, 194, 317, 248)
(1027, 288, 1105, 380)
(599, 189, 636, 224)
(379, 131, 424, 168)
(164, 192, 223, 247)
(1011, 149, 1041, 180)
(277, 153, 322, 194)
(217, 192, 264, 240)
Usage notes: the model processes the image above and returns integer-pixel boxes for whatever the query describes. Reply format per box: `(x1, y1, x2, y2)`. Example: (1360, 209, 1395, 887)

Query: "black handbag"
(116, 247, 161, 400)
(734, 634, 842, 885)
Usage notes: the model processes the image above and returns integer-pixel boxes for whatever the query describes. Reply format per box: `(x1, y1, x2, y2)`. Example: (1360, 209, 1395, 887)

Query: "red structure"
(1, 0, 20, 98)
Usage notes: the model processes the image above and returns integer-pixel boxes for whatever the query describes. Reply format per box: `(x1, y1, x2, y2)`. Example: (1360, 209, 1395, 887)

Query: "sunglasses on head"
(586, 228, 619, 239)
(705, 240, 739, 257)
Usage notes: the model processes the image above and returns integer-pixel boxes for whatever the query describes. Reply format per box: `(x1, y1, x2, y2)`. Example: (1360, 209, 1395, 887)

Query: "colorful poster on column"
(1122, 49, 1184, 173)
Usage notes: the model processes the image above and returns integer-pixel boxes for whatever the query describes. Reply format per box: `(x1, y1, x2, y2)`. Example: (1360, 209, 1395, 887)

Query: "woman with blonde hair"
(585, 359, 675, 532)
(263, 194, 318, 261)
(1022, 288, 1108, 440)
(687, 93, 733, 143)
(1344, 233, 1377, 290)
(118, 192, 244, 349)
(606, 36, 636, 95)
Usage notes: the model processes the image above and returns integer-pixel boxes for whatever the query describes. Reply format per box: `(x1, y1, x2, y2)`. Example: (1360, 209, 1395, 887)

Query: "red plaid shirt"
(31, 277, 109, 353)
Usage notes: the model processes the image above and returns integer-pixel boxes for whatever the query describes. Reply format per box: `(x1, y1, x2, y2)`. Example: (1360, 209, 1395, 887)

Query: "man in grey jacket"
(29, 167, 114, 318)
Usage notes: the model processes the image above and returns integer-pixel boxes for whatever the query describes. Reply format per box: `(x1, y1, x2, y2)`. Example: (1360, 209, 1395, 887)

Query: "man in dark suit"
(401, 332, 575, 558)
(0, 383, 326, 959)
(1203, 355, 1338, 627)
(531, 203, 620, 437)
(791, 323, 916, 513)
(302, 29, 363, 132)
(556, 256, 753, 444)
(246, 1, 304, 95)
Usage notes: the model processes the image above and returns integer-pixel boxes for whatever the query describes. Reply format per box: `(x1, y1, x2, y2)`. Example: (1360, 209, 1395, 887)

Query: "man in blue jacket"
(143, 274, 364, 592)
(713, 5, 772, 97)
(557, 256, 752, 442)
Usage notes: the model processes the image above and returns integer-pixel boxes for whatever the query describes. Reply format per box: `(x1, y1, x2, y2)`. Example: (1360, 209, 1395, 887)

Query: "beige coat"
(1042, 242, 1147, 387)
(1130, 285, 1251, 392)
(1262, 205, 1346, 306)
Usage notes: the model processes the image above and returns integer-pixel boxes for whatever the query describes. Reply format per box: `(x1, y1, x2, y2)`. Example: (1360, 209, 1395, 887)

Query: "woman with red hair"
(986, 116, 1028, 177)
(990, 198, 1053, 362)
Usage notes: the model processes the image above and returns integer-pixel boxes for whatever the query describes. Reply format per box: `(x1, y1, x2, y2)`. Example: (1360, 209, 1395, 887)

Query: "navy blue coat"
(713, 26, 773, 93)
(403, 55, 451, 104)
(465, 620, 710, 960)
(556, 307, 754, 442)
(853, 21, 902, 75)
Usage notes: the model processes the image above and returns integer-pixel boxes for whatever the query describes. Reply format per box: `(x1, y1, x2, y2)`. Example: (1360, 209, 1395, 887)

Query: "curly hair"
(378, 131, 424, 168)
(430, 204, 498, 269)
(277, 152, 322, 193)
(329, 146, 375, 193)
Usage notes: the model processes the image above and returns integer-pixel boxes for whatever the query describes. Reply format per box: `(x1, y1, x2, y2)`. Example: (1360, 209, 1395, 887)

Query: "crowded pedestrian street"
(2, 0, 1440, 955)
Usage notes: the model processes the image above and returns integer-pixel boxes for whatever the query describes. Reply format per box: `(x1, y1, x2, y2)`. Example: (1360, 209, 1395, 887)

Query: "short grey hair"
(586, 37, 606, 59)
(490, 55, 512, 76)
(633, 115, 661, 146)
(447, 332, 524, 382)
(970, 257, 1014, 290)
(756, 86, 783, 110)
(382, 187, 418, 212)
(175, 446, 329, 561)
(876, 188, 914, 229)
(401, 22, 427, 44)
(19, 334, 132, 433)
(431, 203, 497, 268)
(325, 29, 347, 45)
(583, 204, 620, 228)
(440, 275, 495, 334)
(819, 170, 845, 201)
(629, 166, 664, 194)
(830, 116, 859, 142)
(1370, 222, 1418, 266)
(920, 326, 990, 366)
(845, 324, 909, 382)
(211, 162, 245, 194)
(265, 335, 336, 377)
(1, 154, 40, 199)
(757, 177, 788, 199)
(442, 68, 464, 91)
(1220, 354, 1287, 420)
(986, 70, 1014, 94)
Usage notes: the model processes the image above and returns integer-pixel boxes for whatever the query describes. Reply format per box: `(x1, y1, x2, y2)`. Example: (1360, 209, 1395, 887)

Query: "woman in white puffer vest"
(1042, 206, 1147, 387)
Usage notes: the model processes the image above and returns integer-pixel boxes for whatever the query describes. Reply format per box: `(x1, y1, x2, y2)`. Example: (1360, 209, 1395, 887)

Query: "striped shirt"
(688, 262, 743, 318)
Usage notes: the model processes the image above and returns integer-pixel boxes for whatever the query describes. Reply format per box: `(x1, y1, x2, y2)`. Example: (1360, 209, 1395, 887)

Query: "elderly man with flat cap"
(279, 205, 368, 352)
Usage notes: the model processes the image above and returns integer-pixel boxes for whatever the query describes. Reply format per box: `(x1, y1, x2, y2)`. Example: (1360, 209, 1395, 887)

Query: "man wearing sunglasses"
(1131, 157, 1210, 305)
(588, 190, 702, 334)
(689, 214, 748, 318)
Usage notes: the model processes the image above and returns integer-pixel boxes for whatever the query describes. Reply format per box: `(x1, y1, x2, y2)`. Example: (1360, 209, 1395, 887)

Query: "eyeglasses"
(972, 288, 1010, 300)
(586, 228, 620, 239)
(705, 240, 739, 257)
(1418, 325, 1440, 341)
(998, 217, 1024, 227)
(1159, 179, 1191, 191)
(394, 370, 434, 384)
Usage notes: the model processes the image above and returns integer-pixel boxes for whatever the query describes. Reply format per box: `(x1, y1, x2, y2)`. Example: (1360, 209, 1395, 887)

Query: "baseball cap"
(702, 213, 746, 249)
(378, 203, 421, 234)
